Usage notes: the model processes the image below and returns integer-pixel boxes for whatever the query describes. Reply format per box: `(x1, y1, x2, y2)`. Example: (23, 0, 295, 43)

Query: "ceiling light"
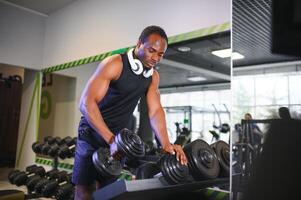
(232, 52, 245, 60)
(187, 76, 207, 82)
(211, 49, 231, 58)
(211, 49, 245, 60)
(178, 46, 191, 52)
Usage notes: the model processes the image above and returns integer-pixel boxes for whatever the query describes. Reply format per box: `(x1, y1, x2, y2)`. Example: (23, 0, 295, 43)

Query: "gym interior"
(232, 1, 301, 200)
(0, 0, 231, 200)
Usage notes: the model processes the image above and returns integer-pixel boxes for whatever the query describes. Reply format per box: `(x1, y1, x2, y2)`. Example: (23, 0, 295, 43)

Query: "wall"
(39, 73, 77, 140)
(0, 2, 46, 69)
(15, 69, 40, 169)
(54, 63, 98, 130)
(43, 0, 230, 67)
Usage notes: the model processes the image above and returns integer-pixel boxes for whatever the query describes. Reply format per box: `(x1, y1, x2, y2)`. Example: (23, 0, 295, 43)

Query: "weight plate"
(210, 140, 230, 177)
(92, 148, 122, 180)
(160, 154, 189, 184)
(115, 129, 145, 159)
(184, 139, 220, 180)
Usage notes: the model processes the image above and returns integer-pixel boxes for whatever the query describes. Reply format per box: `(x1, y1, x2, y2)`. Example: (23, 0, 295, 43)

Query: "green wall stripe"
(41, 22, 229, 73)
(88, 56, 94, 63)
(73, 60, 79, 66)
(35, 157, 74, 170)
(35, 72, 41, 141)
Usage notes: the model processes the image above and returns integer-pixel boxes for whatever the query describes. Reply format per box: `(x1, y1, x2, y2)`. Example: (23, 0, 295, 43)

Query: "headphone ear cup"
(143, 68, 154, 78)
(128, 49, 143, 75)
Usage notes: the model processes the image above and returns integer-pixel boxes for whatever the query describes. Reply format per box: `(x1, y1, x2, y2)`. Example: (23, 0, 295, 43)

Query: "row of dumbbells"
(134, 139, 229, 185)
(8, 165, 74, 200)
(32, 136, 77, 159)
(91, 128, 229, 185)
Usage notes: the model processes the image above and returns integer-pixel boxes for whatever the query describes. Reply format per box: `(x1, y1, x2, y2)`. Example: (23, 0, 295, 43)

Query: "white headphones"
(127, 48, 153, 78)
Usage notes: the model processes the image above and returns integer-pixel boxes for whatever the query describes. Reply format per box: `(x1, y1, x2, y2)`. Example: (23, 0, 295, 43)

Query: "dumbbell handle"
(108, 157, 114, 162)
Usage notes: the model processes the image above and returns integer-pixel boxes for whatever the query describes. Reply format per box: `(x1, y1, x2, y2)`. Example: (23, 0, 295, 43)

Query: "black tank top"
(79, 52, 152, 143)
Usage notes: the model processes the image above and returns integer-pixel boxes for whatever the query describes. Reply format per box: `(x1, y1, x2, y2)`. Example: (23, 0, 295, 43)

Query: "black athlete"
(72, 26, 188, 200)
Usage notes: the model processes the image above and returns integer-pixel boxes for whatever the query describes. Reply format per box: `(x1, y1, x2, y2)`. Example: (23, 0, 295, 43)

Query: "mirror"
(39, 62, 97, 140)
(37, 30, 231, 166)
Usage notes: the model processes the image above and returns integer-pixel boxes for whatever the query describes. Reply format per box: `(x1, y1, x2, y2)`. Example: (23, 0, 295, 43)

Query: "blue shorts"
(71, 128, 123, 186)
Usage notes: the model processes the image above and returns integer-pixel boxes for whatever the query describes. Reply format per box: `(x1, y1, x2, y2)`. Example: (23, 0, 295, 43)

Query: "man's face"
(136, 34, 167, 68)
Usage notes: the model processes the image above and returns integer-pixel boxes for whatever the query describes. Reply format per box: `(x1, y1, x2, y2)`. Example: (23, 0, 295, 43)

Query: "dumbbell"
(55, 182, 74, 200)
(183, 139, 220, 181)
(92, 128, 145, 181)
(8, 170, 21, 184)
(47, 136, 76, 157)
(136, 153, 190, 185)
(34, 171, 68, 195)
(57, 137, 77, 159)
(32, 136, 74, 156)
(41, 173, 72, 197)
(210, 140, 230, 177)
(32, 142, 43, 154)
(42, 136, 66, 155)
(47, 137, 65, 157)
(9, 165, 46, 186)
(44, 136, 55, 145)
(26, 169, 60, 193)
(32, 141, 53, 155)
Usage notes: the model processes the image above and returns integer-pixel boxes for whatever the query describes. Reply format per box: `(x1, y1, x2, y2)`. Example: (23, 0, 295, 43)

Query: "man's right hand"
(109, 137, 122, 160)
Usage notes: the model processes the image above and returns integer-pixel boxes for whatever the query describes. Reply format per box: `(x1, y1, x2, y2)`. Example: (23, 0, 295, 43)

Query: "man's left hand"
(162, 144, 188, 165)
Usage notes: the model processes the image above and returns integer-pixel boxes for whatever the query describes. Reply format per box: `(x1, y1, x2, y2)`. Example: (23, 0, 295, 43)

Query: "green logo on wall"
(41, 90, 52, 119)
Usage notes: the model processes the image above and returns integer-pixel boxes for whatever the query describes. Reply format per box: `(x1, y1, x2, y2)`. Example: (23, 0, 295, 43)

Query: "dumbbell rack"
(33, 136, 77, 170)
(93, 177, 229, 200)
(30, 137, 76, 199)
(51, 156, 59, 170)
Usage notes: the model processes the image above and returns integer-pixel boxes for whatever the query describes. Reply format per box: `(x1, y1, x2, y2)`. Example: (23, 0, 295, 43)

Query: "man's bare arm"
(79, 55, 122, 144)
(146, 71, 187, 165)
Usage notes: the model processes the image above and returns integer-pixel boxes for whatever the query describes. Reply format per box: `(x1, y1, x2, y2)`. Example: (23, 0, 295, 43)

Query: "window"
(233, 71, 301, 124)
(160, 90, 230, 144)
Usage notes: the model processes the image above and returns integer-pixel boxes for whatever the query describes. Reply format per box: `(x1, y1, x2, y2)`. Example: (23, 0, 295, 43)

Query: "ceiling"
(2, 0, 231, 89)
(158, 31, 230, 88)
(233, 0, 301, 67)
(3, 0, 76, 15)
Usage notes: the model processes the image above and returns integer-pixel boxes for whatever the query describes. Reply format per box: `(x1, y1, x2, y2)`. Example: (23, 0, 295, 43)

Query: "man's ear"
(136, 40, 142, 48)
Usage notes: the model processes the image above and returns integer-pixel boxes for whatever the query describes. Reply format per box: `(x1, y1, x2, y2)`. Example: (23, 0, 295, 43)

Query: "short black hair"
(245, 113, 252, 117)
(278, 107, 291, 119)
(139, 25, 168, 44)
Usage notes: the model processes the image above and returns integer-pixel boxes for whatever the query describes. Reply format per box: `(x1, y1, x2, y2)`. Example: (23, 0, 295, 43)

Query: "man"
(243, 119, 301, 200)
(278, 107, 292, 120)
(72, 26, 188, 200)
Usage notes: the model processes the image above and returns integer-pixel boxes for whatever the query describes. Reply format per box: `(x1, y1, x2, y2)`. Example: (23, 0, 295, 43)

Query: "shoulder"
(100, 54, 123, 70)
(95, 54, 123, 81)
(152, 69, 160, 83)
(148, 69, 160, 90)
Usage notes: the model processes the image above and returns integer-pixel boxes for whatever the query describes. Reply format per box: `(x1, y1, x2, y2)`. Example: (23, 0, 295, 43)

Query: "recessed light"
(232, 52, 245, 60)
(211, 49, 231, 58)
(178, 46, 191, 52)
(187, 76, 207, 82)
(211, 49, 245, 60)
